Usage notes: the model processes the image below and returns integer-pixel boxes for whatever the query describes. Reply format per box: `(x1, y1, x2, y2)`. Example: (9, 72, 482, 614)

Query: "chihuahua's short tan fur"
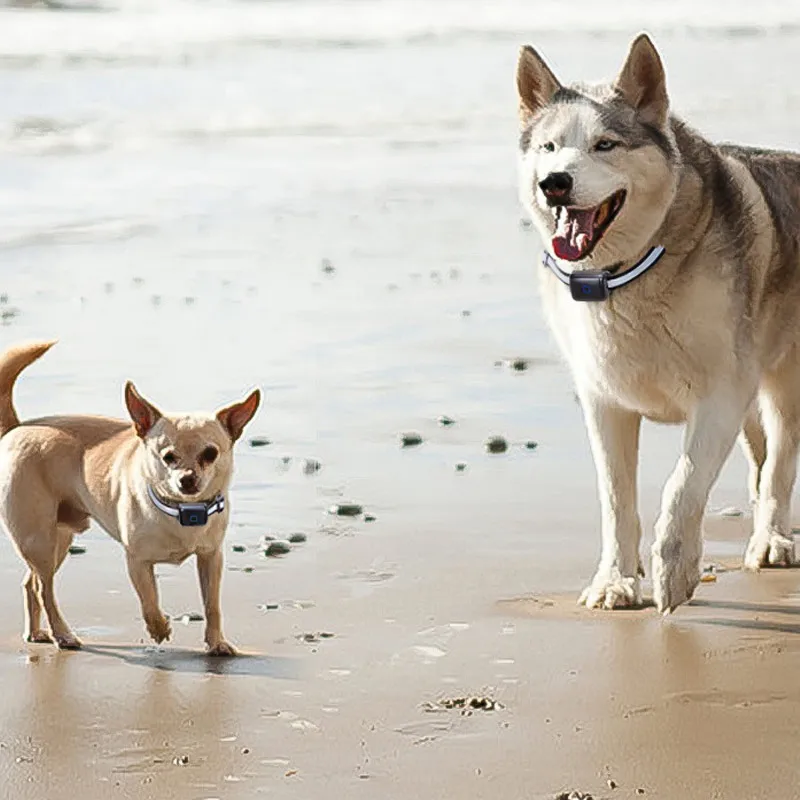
(0, 341, 260, 655)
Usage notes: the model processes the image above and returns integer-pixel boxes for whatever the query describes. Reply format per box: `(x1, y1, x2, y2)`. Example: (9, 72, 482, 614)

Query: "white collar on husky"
(147, 484, 225, 527)
(542, 245, 665, 302)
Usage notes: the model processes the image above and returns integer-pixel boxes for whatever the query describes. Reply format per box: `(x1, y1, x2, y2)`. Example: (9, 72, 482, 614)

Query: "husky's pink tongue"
(552, 207, 596, 262)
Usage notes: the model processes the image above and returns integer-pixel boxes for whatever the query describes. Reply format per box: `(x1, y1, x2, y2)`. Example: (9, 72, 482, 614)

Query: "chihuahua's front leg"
(125, 554, 172, 644)
(196, 548, 236, 656)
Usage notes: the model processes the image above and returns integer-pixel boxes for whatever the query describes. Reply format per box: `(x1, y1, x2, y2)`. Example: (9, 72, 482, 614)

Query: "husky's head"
(517, 34, 679, 267)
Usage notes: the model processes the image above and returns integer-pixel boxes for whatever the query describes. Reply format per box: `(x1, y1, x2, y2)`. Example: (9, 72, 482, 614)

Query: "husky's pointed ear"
(216, 388, 261, 443)
(614, 33, 669, 128)
(517, 45, 562, 123)
(125, 382, 163, 438)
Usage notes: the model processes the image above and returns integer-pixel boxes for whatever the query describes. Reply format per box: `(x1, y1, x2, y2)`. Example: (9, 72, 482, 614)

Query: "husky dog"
(516, 33, 800, 613)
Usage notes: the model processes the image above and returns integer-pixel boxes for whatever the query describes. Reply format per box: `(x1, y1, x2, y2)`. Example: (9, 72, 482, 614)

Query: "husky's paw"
(55, 632, 83, 650)
(206, 640, 238, 657)
(744, 533, 795, 570)
(145, 613, 172, 644)
(25, 630, 53, 644)
(579, 569, 642, 610)
(652, 548, 700, 614)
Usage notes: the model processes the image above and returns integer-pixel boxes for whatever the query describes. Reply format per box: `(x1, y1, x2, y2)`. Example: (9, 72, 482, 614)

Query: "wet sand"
(2, 507, 800, 800)
(4, 4, 800, 798)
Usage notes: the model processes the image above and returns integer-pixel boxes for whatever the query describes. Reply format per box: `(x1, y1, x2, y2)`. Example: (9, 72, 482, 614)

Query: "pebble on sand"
(486, 436, 508, 454)
(265, 540, 292, 557)
(232, 544, 246, 553)
(455, 463, 467, 472)
(437, 415, 456, 427)
(400, 432, 423, 447)
(301, 458, 322, 474)
(363, 514, 377, 523)
(524, 441, 539, 450)
(288, 532, 307, 544)
(329, 503, 363, 517)
(321, 258, 336, 274)
(248, 437, 272, 448)
(68, 544, 87, 555)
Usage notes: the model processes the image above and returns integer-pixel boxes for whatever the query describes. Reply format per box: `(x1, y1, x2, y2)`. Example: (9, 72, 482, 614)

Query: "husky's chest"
(542, 279, 730, 421)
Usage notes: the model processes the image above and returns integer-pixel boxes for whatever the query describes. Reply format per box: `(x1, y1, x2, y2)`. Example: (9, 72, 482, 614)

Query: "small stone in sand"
(321, 258, 336, 274)
(636, 790, 646, 796)
(329, 503, 363, 517)
(258, 603, 280, 611)
(296, 632, 335, 644)
(717, 506, 744, 517)
(700, 572, 717, 583)
(437, 415, 456, 427)
(363, 514, 376, 523)
(400, 432, 423, 447)
(232, 544, 246, 553)
(524, 441, 539, 450)
(265, 540, 291, 557)
(508, 358, 529, 371)
(486, 436, 508, 454)
(288, 532, 307, 544)
(423, 696, 501, 715)
(261, 534, 276, 544)
(461, 309, 471, 317)
(241, 747, 250, 755)
(455, 463, 467, 472)
(249, 437, 272, 448)
(301, 458, 322, 474)
(243, 566, 254, 573)
(68, 545, 87, 555)
(174, 612, 204, 624)
(607, 779, 618, 789)
(555, 793, 593, 800)
(172, 755, 190, 766)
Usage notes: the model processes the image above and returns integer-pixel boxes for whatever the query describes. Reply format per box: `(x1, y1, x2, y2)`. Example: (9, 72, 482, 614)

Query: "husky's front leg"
(579, 395, 643, 609)
(652, 389, 753, 613)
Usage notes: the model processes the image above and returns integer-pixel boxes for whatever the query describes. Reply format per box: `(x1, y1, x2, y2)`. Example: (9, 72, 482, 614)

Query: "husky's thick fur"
(516, 33, 800, 613)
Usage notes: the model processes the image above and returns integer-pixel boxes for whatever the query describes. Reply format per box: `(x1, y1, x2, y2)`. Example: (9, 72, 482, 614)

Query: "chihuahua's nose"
(539, 172, 573, 202)
(179, 472, 198, 494)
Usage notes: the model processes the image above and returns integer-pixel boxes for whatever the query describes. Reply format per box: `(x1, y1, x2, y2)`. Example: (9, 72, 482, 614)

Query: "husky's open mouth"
(551, 189, 626, 262)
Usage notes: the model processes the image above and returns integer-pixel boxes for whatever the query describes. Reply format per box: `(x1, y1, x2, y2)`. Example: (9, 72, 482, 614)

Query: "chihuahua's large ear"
(614, 33, 669, 128)
(216, 389, 261, 443)
(125, 382, 163, 438)
(517, 45, 562, 123)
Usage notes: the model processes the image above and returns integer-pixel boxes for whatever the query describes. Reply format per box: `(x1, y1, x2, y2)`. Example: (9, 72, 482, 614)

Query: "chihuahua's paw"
(25, 630, 54, 644)
(55, 632, 83, 650)
(146, 614, 172, 644)
(206, 640, 238, 657)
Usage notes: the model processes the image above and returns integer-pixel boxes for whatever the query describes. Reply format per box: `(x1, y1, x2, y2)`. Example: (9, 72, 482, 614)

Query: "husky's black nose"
(179, 473, 198, 494)
(539, 172, 573, 201)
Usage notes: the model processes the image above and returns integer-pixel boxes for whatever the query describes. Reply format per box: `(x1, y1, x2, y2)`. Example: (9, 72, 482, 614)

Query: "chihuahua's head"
(124, 382, 261, 502)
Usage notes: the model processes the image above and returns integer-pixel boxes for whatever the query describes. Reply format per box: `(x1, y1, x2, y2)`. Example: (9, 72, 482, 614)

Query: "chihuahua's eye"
(541, 141, 556, 153)
(594, 139, 619, 152)
(162, 451, 178, 466)
(199, 446, 218, 465)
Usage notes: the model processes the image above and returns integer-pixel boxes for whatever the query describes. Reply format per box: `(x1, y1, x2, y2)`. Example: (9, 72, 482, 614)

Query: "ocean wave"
(0, 111, 490, 155)
(1, 0, 800, 68)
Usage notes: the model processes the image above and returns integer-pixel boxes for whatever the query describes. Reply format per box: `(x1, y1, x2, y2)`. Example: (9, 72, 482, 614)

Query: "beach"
(2, 1, 800, 797)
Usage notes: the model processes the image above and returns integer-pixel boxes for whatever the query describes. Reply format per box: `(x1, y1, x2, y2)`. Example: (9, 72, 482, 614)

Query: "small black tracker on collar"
(569, 271, 611, 302)
(542, 246, 666, 302)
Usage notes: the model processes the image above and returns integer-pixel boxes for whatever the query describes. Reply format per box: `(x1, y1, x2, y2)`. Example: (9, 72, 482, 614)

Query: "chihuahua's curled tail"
(0, 340, 56, 437)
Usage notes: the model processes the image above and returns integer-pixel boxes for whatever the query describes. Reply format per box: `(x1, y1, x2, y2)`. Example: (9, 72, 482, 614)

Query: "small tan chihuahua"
(0, 341, 260, 655)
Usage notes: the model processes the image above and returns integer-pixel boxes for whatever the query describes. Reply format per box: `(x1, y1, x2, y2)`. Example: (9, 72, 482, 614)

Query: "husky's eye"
(162, 450, 178, 466)
(594, 139, 619, 152)
(541, 141, 556, 153)
(199, 446, 218, 465)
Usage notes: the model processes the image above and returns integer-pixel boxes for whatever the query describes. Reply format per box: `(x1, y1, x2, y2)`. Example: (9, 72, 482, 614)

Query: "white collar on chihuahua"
(146, 484, 226, 527)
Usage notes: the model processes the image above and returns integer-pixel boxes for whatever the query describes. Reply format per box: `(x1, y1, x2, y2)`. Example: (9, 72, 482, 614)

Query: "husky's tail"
(0, 341, 56, 437)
